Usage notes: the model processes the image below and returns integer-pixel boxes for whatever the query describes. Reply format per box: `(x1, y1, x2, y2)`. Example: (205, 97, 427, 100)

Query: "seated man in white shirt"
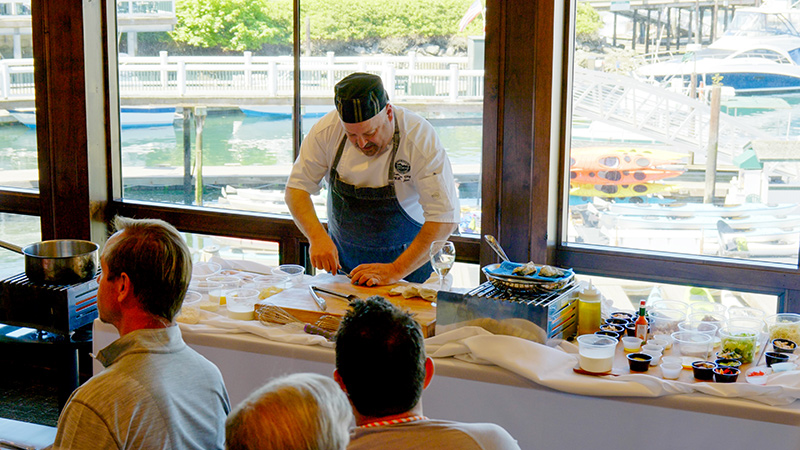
(51, 216, 231, 450)
(334, 296, 521, 450)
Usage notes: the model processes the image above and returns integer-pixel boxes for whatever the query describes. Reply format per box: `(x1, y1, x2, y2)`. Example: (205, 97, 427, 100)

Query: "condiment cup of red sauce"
(713, 366, 740, 383)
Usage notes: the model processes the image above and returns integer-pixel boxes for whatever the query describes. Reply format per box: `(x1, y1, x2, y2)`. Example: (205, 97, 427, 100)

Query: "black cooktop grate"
(0, 272, 99, 335)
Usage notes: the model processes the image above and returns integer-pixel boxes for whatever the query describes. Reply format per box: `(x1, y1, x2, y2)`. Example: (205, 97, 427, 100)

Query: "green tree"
(575, 3, 603, 42)
(170, 0, 479, 52)
(171, 0, 292, 51)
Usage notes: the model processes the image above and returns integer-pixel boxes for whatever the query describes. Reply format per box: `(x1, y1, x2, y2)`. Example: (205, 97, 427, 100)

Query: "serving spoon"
(483, 234, 510, 262)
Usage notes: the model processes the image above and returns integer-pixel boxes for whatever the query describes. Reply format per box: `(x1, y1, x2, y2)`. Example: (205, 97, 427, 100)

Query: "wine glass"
(430, 240, 455, 290)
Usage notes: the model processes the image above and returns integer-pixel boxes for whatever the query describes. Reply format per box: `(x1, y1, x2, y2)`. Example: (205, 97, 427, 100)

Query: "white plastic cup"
(642, 349, 662, 366)
(577, 334, 617, 374)
(671, 331, 713, 363)
(661, 362, 682, 379)
(621, 336, 642, 353)
(272, 264, 305, 287)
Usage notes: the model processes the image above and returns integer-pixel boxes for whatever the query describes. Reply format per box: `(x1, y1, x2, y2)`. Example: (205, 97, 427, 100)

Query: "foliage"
(172, 0, 292, 51)
(170, 0, 481, 52)
(575, 3, 603, 41)
(299, 0, 479, 41)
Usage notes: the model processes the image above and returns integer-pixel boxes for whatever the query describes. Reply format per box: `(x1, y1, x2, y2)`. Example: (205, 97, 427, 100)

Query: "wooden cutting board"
(256, 273, 436, 337)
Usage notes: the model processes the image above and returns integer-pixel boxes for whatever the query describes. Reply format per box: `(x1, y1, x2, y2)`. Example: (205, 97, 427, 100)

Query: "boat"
(8, 107, 178, 129)
(606, 202, 799, 218)
(569, 168, 684, 185)
(570, 147, 689, 172)
(239, 105, 334, 119)
(569, 182, 678, 198)
(635, 3, 800, 95)
(597, 209, 800, 230)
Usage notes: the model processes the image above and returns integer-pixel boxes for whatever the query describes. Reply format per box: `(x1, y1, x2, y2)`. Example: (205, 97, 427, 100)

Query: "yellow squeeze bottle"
(577, 281, 602, 336)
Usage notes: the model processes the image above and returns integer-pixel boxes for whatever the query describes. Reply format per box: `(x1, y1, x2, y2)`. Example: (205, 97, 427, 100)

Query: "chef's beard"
(359, 142, 387, 157)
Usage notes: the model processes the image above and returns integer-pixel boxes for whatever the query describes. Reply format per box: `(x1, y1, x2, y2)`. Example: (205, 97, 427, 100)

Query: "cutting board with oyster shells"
(255, 273, 437, 337)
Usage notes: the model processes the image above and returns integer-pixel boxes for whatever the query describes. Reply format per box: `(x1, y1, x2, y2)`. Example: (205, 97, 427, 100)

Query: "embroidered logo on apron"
(394, 159, 412, 182)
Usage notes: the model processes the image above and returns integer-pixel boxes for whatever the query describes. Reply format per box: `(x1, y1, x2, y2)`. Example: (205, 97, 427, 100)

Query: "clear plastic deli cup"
(577, 334, 618, 374)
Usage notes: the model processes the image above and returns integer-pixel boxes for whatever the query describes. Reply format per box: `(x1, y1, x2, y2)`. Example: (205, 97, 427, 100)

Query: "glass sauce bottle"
(634, 299, 649, 342)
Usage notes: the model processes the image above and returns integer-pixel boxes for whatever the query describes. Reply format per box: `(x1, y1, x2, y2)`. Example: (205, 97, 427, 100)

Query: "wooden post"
(194, 106, 207, 206)
(704, 85, 721, 204)
(183, 108, 193, 205)
(645, 9, 652, 54)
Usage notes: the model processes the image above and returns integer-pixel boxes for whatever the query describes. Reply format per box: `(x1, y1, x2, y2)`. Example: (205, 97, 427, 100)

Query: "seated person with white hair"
(226, 372, 353, 450)
(334, 296, 521, 450)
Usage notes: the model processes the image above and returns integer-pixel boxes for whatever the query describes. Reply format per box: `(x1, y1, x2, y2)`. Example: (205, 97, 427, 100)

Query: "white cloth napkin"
(178, 308, 333, 348)
(426, 330, 800, 406)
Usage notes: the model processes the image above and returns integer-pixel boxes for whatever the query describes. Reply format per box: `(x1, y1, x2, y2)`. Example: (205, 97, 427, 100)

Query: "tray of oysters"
(482, 261, 575, 293)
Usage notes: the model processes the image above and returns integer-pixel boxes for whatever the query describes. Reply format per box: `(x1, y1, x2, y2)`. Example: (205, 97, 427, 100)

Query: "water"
(0, 109, 484, 278)
(1, 108, 483, 174)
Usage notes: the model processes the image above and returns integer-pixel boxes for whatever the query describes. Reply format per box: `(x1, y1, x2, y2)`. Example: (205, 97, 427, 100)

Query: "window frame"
(2, 0, 796, 312)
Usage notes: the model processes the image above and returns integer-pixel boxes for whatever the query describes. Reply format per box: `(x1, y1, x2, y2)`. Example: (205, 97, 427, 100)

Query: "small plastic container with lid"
(577, 280, 602, 336)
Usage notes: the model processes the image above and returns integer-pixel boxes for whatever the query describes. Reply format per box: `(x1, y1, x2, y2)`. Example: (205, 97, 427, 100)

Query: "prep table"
(92, 305, 800, 450)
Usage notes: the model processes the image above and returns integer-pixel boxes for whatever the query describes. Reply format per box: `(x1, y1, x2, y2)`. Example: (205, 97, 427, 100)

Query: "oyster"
(512, 261, 537, 276)
(539, 265, 563, 277)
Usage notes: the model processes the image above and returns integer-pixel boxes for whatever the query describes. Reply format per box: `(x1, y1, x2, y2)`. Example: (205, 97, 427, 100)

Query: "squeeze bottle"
(577, 281, 602, 336)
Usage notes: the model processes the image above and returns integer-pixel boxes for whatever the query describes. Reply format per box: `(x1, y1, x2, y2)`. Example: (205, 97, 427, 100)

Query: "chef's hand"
(349, 263, 402, 287)
(308, 235, 341, 274)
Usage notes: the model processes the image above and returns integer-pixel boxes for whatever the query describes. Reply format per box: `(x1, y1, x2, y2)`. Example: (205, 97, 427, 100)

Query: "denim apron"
(327, 119, 433, 283)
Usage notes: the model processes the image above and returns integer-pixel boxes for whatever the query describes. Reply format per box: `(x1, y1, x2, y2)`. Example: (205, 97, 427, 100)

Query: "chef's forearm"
(285, 187, 328, 242)
(392, 221, 457, 277)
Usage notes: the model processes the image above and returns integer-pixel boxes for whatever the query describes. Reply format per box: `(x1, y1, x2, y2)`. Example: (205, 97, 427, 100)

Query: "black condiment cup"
(599, 323, 626, 335)
(692, 361, 716, 381)
(625, 321, 651, 337)
(714, 358, 742, 369)
(627, 352, 652, 372)
(610, 311, 635, 321)
(713, 366, 740, 383)
(595, 330, 620, 341)
(765, 351, 790, 367)
(772, 338, 797, 354)
(605, 318, 629, 328)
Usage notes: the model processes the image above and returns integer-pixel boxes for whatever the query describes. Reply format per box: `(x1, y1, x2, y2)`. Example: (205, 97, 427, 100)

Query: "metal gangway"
(571, 66, 771, 165)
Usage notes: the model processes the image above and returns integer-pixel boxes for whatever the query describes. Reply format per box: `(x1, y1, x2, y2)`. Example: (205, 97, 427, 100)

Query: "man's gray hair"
(225, 372, 352, 450)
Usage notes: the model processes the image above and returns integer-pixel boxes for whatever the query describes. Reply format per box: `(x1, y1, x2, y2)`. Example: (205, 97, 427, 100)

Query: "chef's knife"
(308, 285, 327, 311)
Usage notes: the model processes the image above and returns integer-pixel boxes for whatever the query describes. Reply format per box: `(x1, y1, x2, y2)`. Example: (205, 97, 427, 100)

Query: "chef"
(284, 72, 459, 286)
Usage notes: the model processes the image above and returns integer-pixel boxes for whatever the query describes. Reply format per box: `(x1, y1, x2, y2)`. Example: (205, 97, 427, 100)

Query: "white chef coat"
(287, 105, 460, 224)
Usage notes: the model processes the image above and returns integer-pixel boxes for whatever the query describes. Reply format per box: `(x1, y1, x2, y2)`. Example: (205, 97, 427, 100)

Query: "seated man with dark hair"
(226, 372, 353, 450)
(334, 296, 521, 450)
(52, 216, 231, 449)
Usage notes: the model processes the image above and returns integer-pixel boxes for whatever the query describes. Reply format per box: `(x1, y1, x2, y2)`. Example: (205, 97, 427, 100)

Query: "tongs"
(310, 285, 360, 303)
(308, 286, 327, 311)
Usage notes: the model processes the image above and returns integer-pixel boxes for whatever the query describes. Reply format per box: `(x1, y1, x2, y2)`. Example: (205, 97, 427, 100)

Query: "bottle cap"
(580, 281, 601, 302)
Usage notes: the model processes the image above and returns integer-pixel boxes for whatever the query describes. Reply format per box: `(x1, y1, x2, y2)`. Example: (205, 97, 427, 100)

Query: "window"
(556, 1, 799, 311)
(0, 213, 40, 279)
(115, 0, 484, 241)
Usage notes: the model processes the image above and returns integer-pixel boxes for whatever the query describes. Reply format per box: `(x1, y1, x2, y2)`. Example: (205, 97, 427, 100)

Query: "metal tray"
(481, 263, 575, 294)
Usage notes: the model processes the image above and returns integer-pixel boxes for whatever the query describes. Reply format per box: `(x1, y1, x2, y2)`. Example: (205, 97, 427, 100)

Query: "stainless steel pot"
(0, 238, 99, 284)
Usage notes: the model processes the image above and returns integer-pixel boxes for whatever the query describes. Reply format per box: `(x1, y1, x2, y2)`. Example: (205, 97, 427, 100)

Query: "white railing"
(0, 0, 29, 16)
(0, 51, 484, 103)
(0, 0, 175, 17)
(117, 0, 174, 15)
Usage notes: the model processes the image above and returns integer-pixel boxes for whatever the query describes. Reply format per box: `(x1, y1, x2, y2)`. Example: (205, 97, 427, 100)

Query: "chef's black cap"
(334, 73, 388, 123)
